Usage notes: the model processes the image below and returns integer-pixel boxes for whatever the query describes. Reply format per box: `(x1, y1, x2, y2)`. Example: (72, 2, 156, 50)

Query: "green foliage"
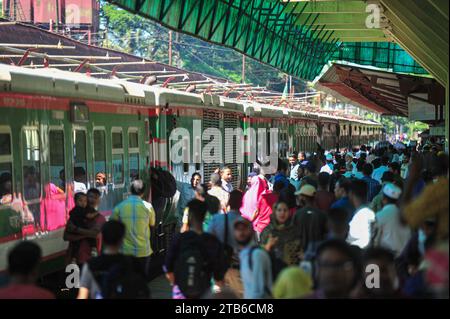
(364, 112, 427, 137)
(380, 116, 428, 136)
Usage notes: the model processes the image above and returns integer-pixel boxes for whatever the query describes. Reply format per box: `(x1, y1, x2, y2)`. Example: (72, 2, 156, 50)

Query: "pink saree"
(240, 176, 268, 222)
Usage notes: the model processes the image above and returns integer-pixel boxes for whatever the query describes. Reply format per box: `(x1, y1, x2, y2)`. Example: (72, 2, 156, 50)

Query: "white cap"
(295, 184, 316, 197)
(382, 183, 402, 200)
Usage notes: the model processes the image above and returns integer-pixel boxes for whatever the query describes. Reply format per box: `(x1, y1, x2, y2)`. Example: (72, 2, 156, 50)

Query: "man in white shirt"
(220, 167, 233, 193)
(320, 153, 334, 175)
(288, 153, 300, 180)
(347, 179, 375, 249)
(73, 167, 87, 193)
(345, 152, 356, 173)
(209, 173, 230, 211)
(400, 154, 410, 179)
(373, 183, 411, 256)
(372, 156, 389, 183)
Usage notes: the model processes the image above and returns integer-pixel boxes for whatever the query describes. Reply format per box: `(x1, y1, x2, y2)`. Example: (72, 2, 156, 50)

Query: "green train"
(0, 64, 383, 275)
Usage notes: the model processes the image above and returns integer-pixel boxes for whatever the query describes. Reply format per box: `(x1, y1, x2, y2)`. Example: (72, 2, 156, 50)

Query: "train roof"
(0, 64, 381, 127)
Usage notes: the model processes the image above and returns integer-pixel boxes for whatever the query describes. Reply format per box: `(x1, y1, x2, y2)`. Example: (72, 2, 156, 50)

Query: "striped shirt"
(111, 195, 156, 257)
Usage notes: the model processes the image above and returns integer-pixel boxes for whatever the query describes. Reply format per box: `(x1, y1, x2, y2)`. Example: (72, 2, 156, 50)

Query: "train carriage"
(0, 66, 156, 274)
(0, 64, 382, 275)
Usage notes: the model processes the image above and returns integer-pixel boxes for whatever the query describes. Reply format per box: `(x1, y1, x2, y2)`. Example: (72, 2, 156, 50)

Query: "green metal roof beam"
(427, 0, 449, 20)
(294, 12, 371, 25)
(287, 1, 367, 14)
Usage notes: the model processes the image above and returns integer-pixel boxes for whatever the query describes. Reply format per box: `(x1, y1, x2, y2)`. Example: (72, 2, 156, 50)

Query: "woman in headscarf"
(240, 174, 268, 223)
(272, 266, 313, 299)
(260, 201, 302, 266)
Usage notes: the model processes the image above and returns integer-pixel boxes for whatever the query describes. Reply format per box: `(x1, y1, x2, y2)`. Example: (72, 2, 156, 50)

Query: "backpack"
(174, 236, 210, 299)
(89, 255, 150, 299)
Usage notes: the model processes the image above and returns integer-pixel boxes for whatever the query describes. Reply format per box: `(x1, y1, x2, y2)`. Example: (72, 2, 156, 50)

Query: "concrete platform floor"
(149, 275, 172, 299)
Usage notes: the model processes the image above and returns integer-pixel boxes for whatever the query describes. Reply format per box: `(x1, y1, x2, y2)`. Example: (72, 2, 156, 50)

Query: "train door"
(279, 123, 289, 160)
(43, 127, 68, 233)
(0, 125, 21, 239)
(21, 126, 42, 235)
(224, 112, 243, 190)
(202, 109, 221, 183)
(91, 127, 112, 212)
(110, 127, 126, 205)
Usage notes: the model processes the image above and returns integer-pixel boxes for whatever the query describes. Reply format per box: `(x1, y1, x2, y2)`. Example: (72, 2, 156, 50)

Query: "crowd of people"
(0, 140, 448, 299)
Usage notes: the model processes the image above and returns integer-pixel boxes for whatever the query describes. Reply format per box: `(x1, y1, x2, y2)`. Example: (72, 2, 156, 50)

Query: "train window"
(0, 132, 11, 156)
(49, 130, 65, 192)
(93, 130, 107, 186)
(128, 129, 139, 181)
(129, 153, 139, 181)
(112, 131, 123, 149)
(129, 131, 139, 149)
(0, 128, 13, 206)
(73, 129, 88, 191)
(112, 129, 124, 185)
(22, 128, 41, 201)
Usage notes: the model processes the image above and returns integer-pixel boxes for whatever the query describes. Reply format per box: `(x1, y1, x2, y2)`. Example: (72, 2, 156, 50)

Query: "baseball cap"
(346, 152, 353, 158)
(382, 183, 402, 200)
(295, 184, 316, 197)
(326, 153, 333, 161)
(234, 217, 252, 229)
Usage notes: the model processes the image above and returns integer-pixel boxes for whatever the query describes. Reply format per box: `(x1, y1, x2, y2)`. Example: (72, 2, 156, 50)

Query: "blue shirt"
(176, 181, 196, 224)
(372, 166, 389, 183)
(362, 176, 381, 202)
(289, 178, 302, 192)
(207, 210, 241, 251)
(240, 246, 273, 299)
(330, 197, 354, 222)
(273, 172, 289, 189)
(290, 163, 300, 180)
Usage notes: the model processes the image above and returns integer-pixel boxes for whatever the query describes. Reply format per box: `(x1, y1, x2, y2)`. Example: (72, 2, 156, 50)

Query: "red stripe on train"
(0, 93, 158, 115)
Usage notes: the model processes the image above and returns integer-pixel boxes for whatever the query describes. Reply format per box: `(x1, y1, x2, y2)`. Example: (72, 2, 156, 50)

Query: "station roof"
(105, 0, 447, 86)
(315, 62, 445, 116)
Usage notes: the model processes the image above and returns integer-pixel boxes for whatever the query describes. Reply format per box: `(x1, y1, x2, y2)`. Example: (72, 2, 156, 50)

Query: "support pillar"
(446, 72, 449, 152)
